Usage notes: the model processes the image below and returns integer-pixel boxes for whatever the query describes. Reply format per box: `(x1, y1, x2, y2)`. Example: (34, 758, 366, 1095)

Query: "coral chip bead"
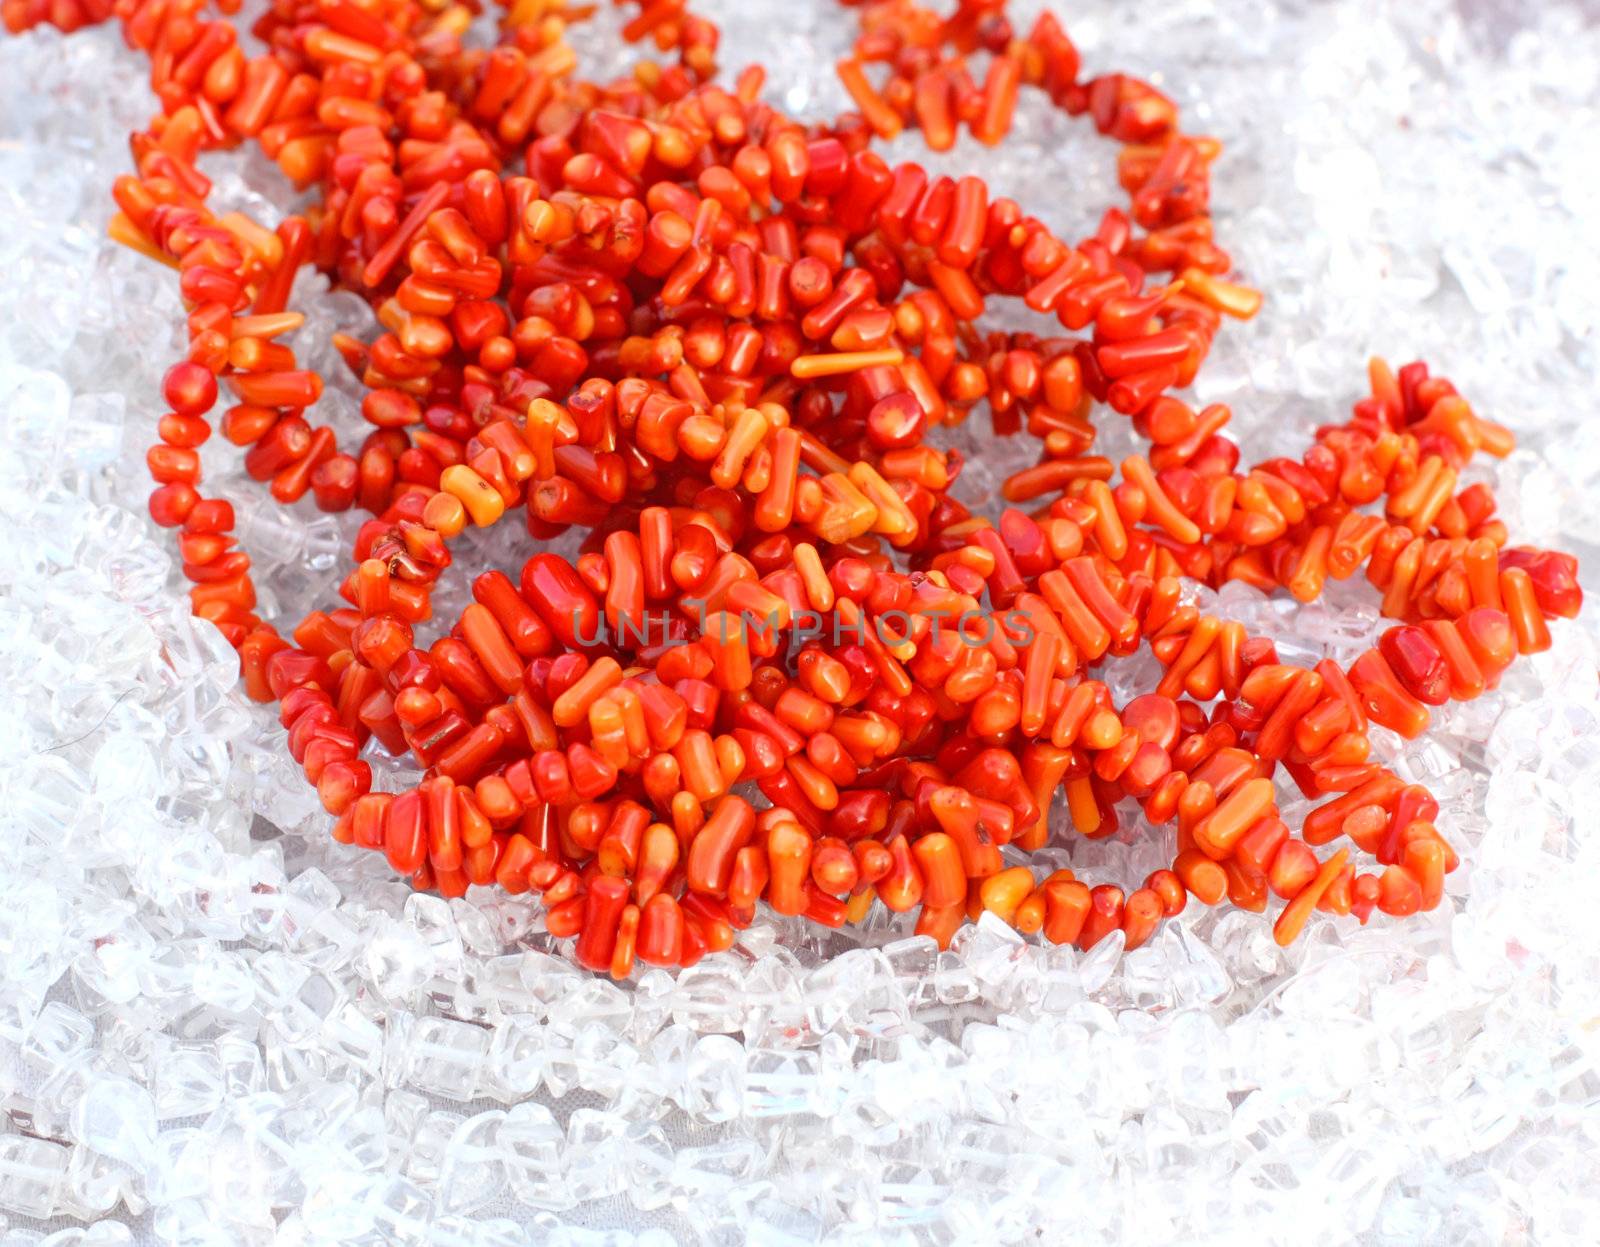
(865, 391, 927, 450)
(520, 553, 601, 650)
(1378, 625, 1450, 706)
(148, 482, 199, 527)
(162, 360, 219, 417)
(1120, 693, 1180, 751)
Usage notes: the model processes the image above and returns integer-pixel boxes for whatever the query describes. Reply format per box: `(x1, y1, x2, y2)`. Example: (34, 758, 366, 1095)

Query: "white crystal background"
(2, 0, 1600, 1242)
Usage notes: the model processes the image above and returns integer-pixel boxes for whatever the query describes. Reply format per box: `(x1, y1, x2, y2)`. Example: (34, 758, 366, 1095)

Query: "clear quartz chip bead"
(402, 1110, 461, 1192)
(480, 1014, 546, 1103)
(498, 1103, 569, 1212)
(562, 1109, 627, 1203)
(144, 1128, 211, 1208)
(382, 1090, 429, 1156)
(62, 1141, 128, 1221)
(366, 918, 436, 1003)
(297, 1170, 388, 1244)
(368, 1176, 436, 1246)
(403, 1019, 490, 1100)
(743, 1048, 822, 1118)
(403, 894, 465, 981)
(667, 1137, 765, 1206)
(322, 1001, 385, 1080)
(23, 1004, 95, 1073)
(682, 1035, 744, 1123)
(151, 1046, 225, 1120)
(621, 1119, 675, 1213)
(435, 1111, 507, 1215)
(70, 1076, 156, 1173)
(0, 1135, 70, 1218)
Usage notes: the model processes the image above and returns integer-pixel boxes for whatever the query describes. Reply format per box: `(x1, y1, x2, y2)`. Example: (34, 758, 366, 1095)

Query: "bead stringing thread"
(2, 0, 1583, 976)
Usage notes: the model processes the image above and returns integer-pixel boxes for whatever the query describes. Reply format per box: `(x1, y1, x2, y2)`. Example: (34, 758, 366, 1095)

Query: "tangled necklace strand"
(3, 0, 1582, 976)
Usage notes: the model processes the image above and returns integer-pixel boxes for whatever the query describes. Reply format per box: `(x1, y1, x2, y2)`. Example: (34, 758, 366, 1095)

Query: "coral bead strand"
(3, 0, 1582, 975)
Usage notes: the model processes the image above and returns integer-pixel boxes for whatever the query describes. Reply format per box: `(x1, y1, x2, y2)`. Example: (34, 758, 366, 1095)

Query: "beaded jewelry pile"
(3, 0, 1582, 978)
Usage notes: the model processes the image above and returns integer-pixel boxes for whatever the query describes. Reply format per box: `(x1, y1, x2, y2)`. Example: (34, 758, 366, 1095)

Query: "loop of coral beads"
(4, 0, 1582, 976)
